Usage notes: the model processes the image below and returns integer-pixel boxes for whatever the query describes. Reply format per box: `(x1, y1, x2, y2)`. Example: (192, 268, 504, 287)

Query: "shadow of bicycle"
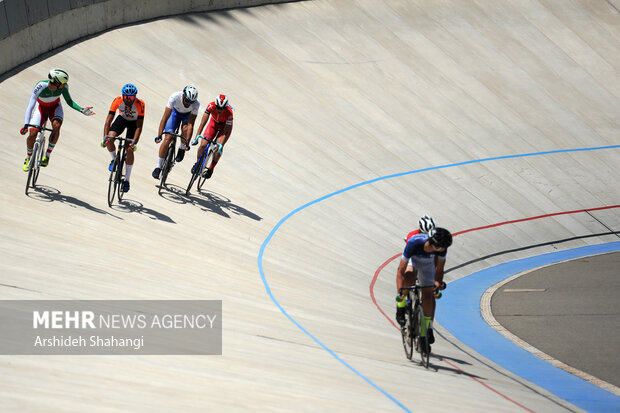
(28, 185, 122, 219)
(158, 183, 262, 220)
(110, 199, 175, 223)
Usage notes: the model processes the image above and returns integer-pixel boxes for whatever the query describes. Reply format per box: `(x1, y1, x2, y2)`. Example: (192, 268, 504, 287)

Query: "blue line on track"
(437, 242, 620, 413)
(257, 145, 620, 412)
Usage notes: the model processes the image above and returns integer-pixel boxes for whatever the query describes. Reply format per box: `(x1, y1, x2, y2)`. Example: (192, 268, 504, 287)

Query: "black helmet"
(429, 227, 452, 249)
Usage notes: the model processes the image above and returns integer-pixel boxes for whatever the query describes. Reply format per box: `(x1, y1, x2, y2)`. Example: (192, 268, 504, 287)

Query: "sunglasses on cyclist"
(123, 95, 136, 101)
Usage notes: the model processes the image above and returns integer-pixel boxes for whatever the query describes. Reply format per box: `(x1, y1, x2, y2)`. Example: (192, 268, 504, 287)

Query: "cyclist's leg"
(396, 259, 417, 326)
(176, 114, 191, 162)
(417, 266, 436, 343)
(124, 122, 137, 166)
(43, 105, 63, 165)
(158, 110, 181, 162)
(210, 125, 230, 170)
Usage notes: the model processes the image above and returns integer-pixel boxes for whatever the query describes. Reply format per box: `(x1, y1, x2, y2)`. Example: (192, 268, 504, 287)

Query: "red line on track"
(370, 205, 620, 412)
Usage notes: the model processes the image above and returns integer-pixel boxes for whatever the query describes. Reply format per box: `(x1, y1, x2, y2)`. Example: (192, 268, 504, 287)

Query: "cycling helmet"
(215, 94, 228, 109)
(183, 85, 198, 103)
(418, 214, 436, 234)
(429, 227, 452, 249)
(48, 68, 69, 84)
(122, 83, 138, 96)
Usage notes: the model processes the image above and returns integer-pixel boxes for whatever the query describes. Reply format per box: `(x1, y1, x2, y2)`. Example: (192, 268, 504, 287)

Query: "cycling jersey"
(167, 91, 200, 115)
(24, 80, 83, 125)
(201, 102, 233, 140)
(204, 102, 233, 125)
(108, 96, 145, 121)
(405, 229, 420, 242)
(402, 233, 447, 287)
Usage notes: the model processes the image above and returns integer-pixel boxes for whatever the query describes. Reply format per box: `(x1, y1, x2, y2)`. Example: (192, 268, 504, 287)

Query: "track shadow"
(28, 185, 122, 219)
(188, 188, 262, 220)
(110, 199, 175, 223)
(158, 182, 262, 220)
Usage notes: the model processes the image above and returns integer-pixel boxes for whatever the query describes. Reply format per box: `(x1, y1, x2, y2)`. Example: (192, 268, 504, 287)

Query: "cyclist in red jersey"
(102, 84, 145, 193)
(191, 94, 233, 179)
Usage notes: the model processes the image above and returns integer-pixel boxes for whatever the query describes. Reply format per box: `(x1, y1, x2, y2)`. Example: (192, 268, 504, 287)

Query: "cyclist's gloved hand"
(131, 143, 138, 152)
(191, 135, 202, 146)
(216, 143, 223, 155)
(395, 294, 404, 302)
(154, 135, 162, 143)
(20, 125, 28, 135)
(81, 107, 94, 116)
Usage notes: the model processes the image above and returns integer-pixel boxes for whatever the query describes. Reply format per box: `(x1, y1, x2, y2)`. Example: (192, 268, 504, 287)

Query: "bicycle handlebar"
(104, 135, 134, 143)
(25, 124, 54, 132)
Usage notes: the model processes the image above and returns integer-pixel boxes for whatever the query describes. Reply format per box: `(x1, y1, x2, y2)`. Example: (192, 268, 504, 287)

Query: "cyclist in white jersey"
(152, 86, 200, 179)
(20, 68, 94, 171)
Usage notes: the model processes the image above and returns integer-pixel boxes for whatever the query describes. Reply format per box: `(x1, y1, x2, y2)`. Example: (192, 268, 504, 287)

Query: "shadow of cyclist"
(111, 199, 175, 223)
(29, 185, 121, 219)
(189, 189, 262, 220)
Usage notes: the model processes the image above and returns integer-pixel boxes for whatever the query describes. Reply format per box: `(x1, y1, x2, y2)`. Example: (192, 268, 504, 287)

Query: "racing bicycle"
(24, 124, 54, 195)
(104, 135, 134, 207)
(399, 284, 438, 368)
(156, 128, 188, 195)
(185, 132, 220, 196)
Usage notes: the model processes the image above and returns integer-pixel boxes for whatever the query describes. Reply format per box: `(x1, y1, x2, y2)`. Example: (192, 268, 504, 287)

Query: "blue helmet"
(122, 83, 138, 96)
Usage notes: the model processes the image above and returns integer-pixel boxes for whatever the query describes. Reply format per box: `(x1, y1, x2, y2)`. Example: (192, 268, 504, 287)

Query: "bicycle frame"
(105, 135, 134, 206)
(400, 284, 432, 368)
(158, 127, 187, 194)
(24, 124, 54, 195)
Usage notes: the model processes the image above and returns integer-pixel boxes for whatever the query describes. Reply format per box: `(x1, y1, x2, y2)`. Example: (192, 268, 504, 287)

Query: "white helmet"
(48, 68, 69, 84)
(183, 85, 198, 103)
(418, 214, 436, 234)
(215, 94, 228, 109)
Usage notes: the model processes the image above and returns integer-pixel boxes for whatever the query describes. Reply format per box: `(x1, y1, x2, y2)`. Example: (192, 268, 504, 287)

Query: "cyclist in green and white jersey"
(20, 68, 95, 171)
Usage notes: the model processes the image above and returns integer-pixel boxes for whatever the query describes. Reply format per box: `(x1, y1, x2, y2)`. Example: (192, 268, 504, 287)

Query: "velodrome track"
(1, 1, 619, 412)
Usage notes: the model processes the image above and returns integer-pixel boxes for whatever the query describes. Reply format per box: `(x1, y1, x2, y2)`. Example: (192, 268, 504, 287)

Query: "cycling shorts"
(407, 257, 437, 287)
(30, 101, 63, 128)
(201, 119, 230, 143)
(110, 116, 137, 145)
(164, 109, 190, 134)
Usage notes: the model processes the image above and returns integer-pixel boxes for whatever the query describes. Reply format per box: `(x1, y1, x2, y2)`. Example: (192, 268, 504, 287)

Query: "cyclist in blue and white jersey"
(152, 85, 200, 179)
(396, 227, 452, 349)
(20, 68, 94, 171)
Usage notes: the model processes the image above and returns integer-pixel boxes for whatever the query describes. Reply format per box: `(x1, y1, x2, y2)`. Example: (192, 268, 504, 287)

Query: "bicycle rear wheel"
(117, 154, 126, 202)
(107, 156, 118, 207)
(158, 143, 175, 194)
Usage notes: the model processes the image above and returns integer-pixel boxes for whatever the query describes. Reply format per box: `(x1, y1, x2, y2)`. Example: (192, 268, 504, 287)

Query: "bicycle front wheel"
(159, 144, 175, 194)
(25, 142, 40, 195)
(107, 158, 118, 207)
(197, 145, 216, 191)
(117, 154, 126, 202)
(417, 303, 430, 368)
(401, 302, 414, 360)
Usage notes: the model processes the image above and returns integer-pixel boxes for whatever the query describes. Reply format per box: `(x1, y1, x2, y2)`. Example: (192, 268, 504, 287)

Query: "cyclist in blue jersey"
(20, 68, 94, 171)
(396, 227, 452, 349)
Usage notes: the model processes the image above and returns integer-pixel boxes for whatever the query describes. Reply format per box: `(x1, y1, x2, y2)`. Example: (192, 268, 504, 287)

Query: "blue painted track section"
(438, 242, 620, 413)
(258, 146, 620, 412)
